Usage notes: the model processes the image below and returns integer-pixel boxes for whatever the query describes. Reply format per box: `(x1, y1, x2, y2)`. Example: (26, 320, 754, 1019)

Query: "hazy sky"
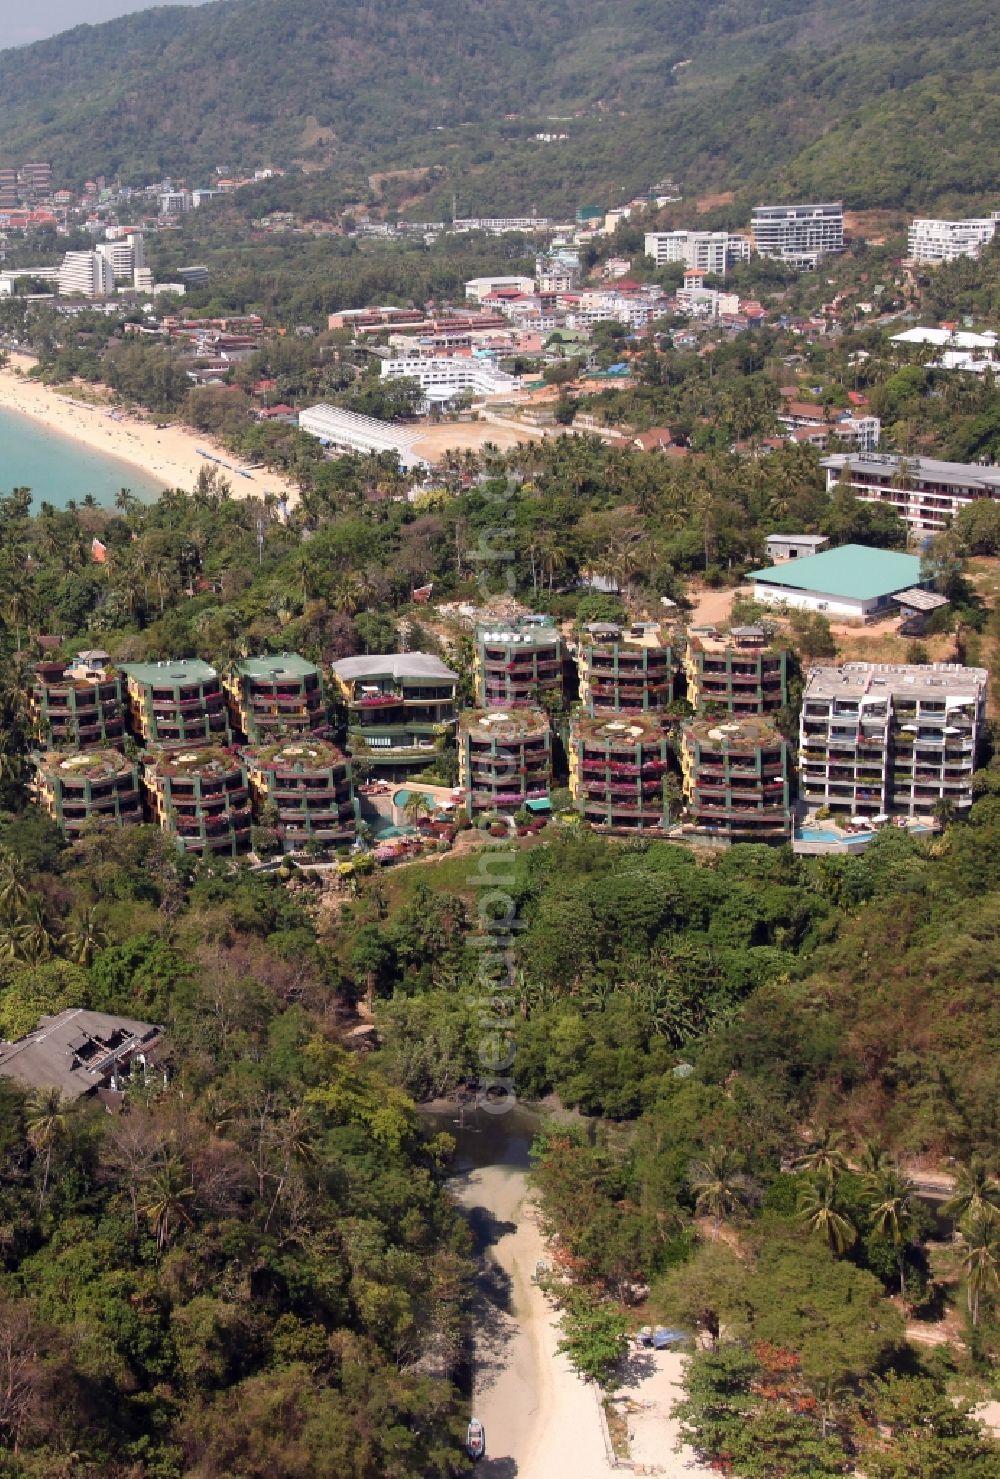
(4, 0, 212, 48)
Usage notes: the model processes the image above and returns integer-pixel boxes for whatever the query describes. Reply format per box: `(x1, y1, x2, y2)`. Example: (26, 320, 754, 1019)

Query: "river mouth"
(417, 1099, 543, 1175)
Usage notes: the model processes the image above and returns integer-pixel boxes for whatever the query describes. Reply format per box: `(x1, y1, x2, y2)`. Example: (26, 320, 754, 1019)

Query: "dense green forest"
(1, 0, 1000, 212)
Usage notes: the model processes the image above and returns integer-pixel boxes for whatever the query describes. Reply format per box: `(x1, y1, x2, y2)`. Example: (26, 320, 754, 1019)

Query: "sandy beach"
(0, 352, 299, 505)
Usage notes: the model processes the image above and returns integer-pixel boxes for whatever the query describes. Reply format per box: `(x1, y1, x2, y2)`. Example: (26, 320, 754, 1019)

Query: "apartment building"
(644, 230, 751, 275)
(32, 749, 142, 837)
(142, 746, 251, 855)
(457, 707, 552, 816)
(380, 356, 519, 398)
(575, 621, 680, 714)
(751, 203, 844, 269)
(244, 738, 357, 851)
(685, 629, 789, 715)
(680, 717, 792, 841)
(96, 232, 145, 280)
(475, 616, 564, 708)
(570, 712, 675, 833)
(298, 404, 429, 471)
(29, 655, 124, 749)
(820, 451, 1000, 534)
(799, 662, 987, 819)
(331, 653, 458, 777)
(907, 215, 1000, 265)
(224, 653, 325, 742)
(120, 660, 231, 746)
(58, 250, 115, 298)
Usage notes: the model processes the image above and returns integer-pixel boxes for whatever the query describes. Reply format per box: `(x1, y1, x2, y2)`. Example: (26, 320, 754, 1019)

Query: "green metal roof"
(238, 652, 318, 679)
(121, 659, 218, 685)
(747, 545, 923, 602)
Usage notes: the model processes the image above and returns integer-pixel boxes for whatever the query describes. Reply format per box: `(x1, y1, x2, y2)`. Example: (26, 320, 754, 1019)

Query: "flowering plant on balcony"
(354, 693, 402, 708)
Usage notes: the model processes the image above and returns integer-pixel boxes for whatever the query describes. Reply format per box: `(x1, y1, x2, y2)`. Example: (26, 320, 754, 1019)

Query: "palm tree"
(26, 1087, 68, 1207)
(960, 1213, 1000, 1328)
(798, 1169, 857, 1254)
(688, 1146, 752, 1240)
(942, 1156, 1000, 1229)
(795, 1127, 849, 1178)
(403, 792, 433, 829)
(62, 907, 108, 967)
(0, 850, 30, 924)
(865, 1164, 916, 1297)
(141, 1156, 195, 1250)
(13, 900, 57, 964)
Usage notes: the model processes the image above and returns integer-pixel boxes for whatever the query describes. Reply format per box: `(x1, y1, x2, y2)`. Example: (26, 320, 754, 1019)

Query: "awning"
(525, 798, 552, 814)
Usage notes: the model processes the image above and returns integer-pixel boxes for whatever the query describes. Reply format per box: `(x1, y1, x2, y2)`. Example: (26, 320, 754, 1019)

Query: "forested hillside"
(1, 0, 999, 211)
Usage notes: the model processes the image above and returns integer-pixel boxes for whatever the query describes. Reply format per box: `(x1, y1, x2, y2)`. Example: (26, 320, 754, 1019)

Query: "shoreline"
(0, 352, 299, 506)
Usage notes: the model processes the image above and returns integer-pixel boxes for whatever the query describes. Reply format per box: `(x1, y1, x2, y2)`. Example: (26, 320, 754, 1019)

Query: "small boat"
(466, 1418, 485, 1462)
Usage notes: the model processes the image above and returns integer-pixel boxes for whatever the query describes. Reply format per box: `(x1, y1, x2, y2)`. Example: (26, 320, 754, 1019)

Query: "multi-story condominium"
(20, 162, 52, 198)
(680, 717, 792, 841)
(751, 203, 844, 269)
(475, 616, 564, 708)
(244, 738, 357, 851)
(298, 404, 429, 471)
(331, 653, 458, 777)
(907, 215, 999, 265)
(799, 662, 987, 819)
(32, 749, 142, 837)
(458, 707, 552, 816)
(643, 230, 752, 275)
(121, 660, 231, 746)
(224, 653, 325, 742)
(380, 357, 519, 398)
(575, 621, 680, 714)
(29, 655, 124, 749)
(685, 629, 789, 715)
(142, 746, 251, 855)
(57, 250, 115, 299)
(570, 712, 675, 833)
(820, 451, 1000, 535)
(96, 233, 145, 280)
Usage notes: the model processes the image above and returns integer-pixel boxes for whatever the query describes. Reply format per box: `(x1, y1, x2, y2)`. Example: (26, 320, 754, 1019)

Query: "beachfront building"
(331, 653, 458, 778)
(684, 628, 789, 715)
(380, 357, 519, 399)
(244, 738, 357, 851)
(457, 707, 552, 817)
(575, 621, 679, 715)
(820, 451, 1000, 534)
(569, 712, 676, 833)
(680, 717, 792, 842)
(643, 230, 751, 275)
(799, 662, 987, 820)
(142, 746, 251, 855)
(32, 749, 142, 837)
(57, 250, 116, 298)
(224, 653, 325, 742)
(475, 616, 564, 708)
(29, 654, 124, 749)
(121, 660, 231, 746)
(747, 544, 926, 623)
(751, 203, 844, 269)
(298, 403, 429, 471)
(907, 215, 1000, 265)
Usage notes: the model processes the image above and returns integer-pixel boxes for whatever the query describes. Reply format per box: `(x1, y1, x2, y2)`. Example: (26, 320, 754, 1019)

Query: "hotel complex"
(820, 451, 1000, 534)
(751, 202, 844, 268)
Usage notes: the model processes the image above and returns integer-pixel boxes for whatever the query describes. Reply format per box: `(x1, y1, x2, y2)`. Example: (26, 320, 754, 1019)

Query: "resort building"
(57, 249, 115, 298)
(244, 738, 357, 851)
(224, 653, 325, 742)
(121, 660, 231, 746)
(569, 712, 676, 833)
(458, 707, 552, 816)
(0, 1009, 163, 1102)
(29, 654, 124, 749)
(643, 230, 751, 275)
(475, 616, 564, 708)
(575, 621, 680, 715)
(32, 749, 142, 837)
(142, 746, 252, 855)
(820, 451, 1000, 534)
(799, 662, 987, 820)
(680, 717, 792, 842)
(380, 356, 519, 399)
(684, 628, 789, 715)
(331, 653, 458, 777)
(298, 403, 429, 471)
(747, 544, 926, 623)
(907, 215, 999, 265)
(751, 202, 844, 269)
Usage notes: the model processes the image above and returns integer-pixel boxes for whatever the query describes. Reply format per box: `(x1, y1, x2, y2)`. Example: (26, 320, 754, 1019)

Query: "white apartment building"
(644, 230, 751, 275)
(751, 202, 844, 268)
(58, 250, 116, 298)
(0, 266, 60, 296)
(452, 217, 550, 234)
(465, 275, 535, 304)
(381, 356, 519, 397)
(96, 233, 145, 280)
(158, 190, 192, 215)
(907, 214, 999, 265)
(298, 404, 429, 471)
(820, 451, 1000, 534)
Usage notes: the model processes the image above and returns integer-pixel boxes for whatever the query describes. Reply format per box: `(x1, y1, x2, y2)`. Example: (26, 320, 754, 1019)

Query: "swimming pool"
(796, 826, 873, 843)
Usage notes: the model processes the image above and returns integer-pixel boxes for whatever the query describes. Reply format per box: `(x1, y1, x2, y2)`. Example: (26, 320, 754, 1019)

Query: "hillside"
(0, 0, 998, 209)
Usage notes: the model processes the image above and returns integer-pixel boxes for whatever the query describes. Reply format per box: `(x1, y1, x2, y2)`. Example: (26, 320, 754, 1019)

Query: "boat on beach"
(466, 1417, 485, 1461)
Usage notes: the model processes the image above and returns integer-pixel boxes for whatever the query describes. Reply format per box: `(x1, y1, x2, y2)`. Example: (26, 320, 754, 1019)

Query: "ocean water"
(0, 406, 165, 511)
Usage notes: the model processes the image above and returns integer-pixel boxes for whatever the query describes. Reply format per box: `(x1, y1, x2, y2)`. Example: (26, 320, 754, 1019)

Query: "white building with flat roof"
(907, 215, 999, 265)
(644, 230, 751, 275)
(751, 202, 844, 268)
(58, 250, 115, 298)
(821, 450, 1000, 533)
(298, 403, 429, 470)
(464, 275, 535, 304)
(381, 357, 519, 398)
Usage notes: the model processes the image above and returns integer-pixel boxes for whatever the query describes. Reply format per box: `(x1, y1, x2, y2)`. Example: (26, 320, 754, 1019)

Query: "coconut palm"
(403, 792, 433, 828)
(25, 1087, 68, 1207)
(794, 1126, 849, 1178)
(797, 1168, 857, 1254)
(0, 849, 30, 923)
(688, 1146, 752, 1240)
(960, 1213, 1000, 1328)
(13, 900, 57, 964)
(62, 906, 108, 968)
(141, 1156, 195, 1250)
(942, 1156, 1000, 1229)
(865, 1164, 916, 1296)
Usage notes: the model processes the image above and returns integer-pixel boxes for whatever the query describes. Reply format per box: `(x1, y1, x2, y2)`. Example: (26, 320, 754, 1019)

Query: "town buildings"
(224, 653, 325, 742)
(685, 628, 789, 714)
(569, 712, 675, 833)
(457, 707, 552, 816)
(244, 738, 357, 851)
(907, 214, 1000, 265)
(575, 621, 680, 714)
(29, 654, 124, 749)
(751, 202, 844, 268)
(57, 249, 115, 298)
(298, 404, 429, 471)
(747, 544, 927, 622)
(643, 230, 751, 275)
(680, 717, 792, 840)
(331, 653, 458, 777)
(819, 451, 1000, 534)
(799, 662, 987, 819)
(142, 746, 252, 855)
(121, 660, 231, 746)
(32, 749, 142, 836)
(475, 616, 564, 707)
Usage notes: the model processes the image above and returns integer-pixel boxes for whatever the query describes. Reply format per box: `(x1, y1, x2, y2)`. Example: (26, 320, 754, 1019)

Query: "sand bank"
(0, 353, 298, 505)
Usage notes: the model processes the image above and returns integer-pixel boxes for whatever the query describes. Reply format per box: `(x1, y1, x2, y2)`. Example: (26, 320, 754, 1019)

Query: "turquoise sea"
(0, 406, 165, 510)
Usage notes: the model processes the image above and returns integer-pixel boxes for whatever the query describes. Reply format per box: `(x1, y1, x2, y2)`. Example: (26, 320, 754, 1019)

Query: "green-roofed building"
(224, 652, 325, 742)
(120, 659, 231, 746)
(747, 544, 926, 623)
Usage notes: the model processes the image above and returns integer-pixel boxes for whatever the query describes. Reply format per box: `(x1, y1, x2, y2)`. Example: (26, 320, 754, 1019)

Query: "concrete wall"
(752, 581, 869, 620)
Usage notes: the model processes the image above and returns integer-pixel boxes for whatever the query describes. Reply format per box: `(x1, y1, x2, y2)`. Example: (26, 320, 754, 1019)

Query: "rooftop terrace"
(332, 652, 457, 683)
(237, 652, 319, 680)
(574, 712, 668, 745)
(36, 748, 133, 782)
(121, 659, 219, 686)
(685, 716, 785, 751)
(143, 745, 242, 778)
(804, 661, 989, 704)
(459, 707, 550, 740)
